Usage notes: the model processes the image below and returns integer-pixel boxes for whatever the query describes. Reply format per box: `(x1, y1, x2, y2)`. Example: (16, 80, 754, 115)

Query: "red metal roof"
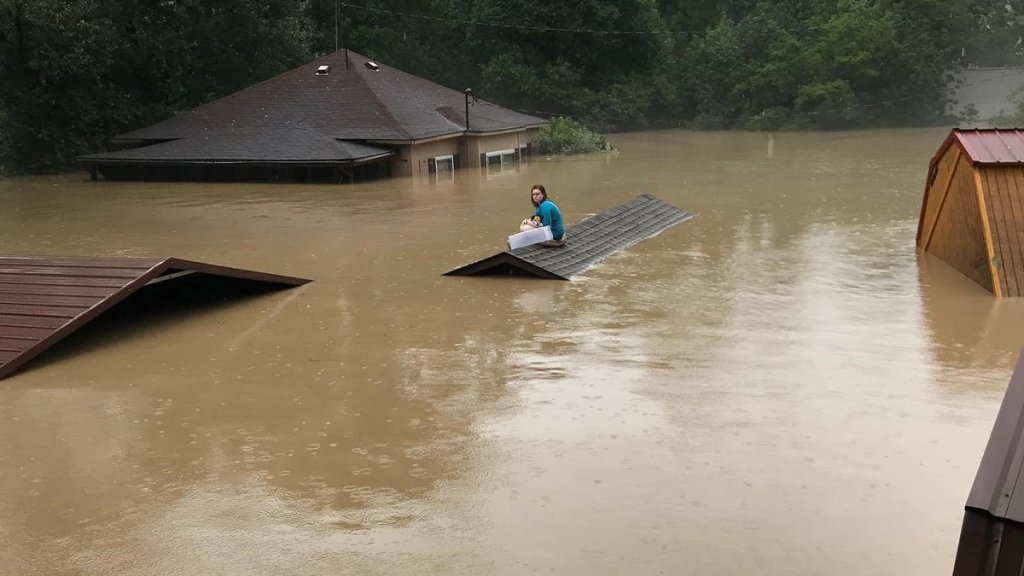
(932, 129, 1024, 167)
(956, 129, 1024, 164)
(0, 256, 310, 380)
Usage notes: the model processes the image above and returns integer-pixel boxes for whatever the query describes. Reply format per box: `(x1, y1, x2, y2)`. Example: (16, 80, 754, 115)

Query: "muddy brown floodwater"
(2, 128, 1023, 575)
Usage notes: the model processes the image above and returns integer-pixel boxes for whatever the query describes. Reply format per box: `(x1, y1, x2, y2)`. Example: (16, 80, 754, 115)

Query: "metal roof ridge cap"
(162, 258, 312, 285)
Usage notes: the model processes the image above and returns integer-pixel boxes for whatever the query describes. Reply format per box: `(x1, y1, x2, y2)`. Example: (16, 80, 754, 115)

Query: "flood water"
(2, 128, 1023, 575)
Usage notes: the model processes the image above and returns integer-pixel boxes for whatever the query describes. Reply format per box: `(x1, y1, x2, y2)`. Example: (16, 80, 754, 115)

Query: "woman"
(523, 184, 565, 244)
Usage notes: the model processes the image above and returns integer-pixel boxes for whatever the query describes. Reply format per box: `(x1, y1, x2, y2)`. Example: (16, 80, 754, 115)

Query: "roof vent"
(365, 61, 379, 72)
(316, 65, 330, 75)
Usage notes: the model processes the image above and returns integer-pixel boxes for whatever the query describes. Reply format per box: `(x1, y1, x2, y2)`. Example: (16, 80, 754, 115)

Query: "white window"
(484, 148, 518, 176)
(429, 154, 455, 182)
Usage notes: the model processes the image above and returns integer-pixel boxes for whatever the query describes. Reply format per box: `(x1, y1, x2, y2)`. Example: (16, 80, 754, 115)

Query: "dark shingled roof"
(444, 195, 694, 280)
(79, 49, 546, 166)
(78, 130, 394, 165)
(0, 256, 310, 381)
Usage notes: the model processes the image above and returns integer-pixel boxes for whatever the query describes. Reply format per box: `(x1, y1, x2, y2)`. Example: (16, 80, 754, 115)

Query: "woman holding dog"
(520, 184, 565, 243)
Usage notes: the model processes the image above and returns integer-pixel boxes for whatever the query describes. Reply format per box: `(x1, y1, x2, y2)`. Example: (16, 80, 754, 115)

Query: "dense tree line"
(0, 0, 1021, 173)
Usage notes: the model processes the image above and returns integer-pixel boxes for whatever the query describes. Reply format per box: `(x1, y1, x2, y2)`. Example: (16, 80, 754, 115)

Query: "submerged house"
(917, 128, 1024, 296)
(77, 50, 547, 183)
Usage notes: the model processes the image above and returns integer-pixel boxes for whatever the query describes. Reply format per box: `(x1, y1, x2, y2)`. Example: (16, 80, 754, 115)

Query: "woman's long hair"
(530, 184, 547, 208)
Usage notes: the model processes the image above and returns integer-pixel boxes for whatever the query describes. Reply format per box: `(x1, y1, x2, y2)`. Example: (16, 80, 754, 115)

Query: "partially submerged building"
(0, 256, 310, 380)
(77, 50, 547, 183)
(917, 129, 1024, 296)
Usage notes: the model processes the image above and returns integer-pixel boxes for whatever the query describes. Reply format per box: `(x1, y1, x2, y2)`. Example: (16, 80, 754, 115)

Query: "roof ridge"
(331, 50, 414, 141)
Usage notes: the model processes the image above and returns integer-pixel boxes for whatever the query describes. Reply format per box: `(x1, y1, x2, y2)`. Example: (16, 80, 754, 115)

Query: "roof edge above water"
(0, 256, 311, 381)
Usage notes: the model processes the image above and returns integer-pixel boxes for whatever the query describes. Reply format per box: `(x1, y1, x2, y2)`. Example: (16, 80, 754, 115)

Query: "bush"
(534, 117, 609, 155)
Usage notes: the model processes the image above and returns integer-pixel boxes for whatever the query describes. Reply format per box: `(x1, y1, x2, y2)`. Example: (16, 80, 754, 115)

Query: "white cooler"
(508, 225, 553, 249)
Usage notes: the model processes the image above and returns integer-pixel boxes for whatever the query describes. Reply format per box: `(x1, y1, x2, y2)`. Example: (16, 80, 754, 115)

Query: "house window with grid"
(483, 148, 517, 175)
(428, 154, 456, 182)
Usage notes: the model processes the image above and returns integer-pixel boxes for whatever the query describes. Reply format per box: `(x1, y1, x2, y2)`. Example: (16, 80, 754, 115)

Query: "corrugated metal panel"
(0, 257, 310, 381)
(444, 195, 694, 279)
(954, 351, 1024, 574)
(956, 129, 1024, 165)
(965, 351, 1024, 519)
(953, 507, 1024, 576)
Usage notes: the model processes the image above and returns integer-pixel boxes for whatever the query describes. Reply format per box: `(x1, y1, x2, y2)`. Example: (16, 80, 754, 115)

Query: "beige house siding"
(389, 138, 461, 177)
(465, 129, 542, 168)
(388, 128, 542, 177)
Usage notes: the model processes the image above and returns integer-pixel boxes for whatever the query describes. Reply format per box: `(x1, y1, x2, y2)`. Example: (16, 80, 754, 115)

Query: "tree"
(0, 0, 313, 173)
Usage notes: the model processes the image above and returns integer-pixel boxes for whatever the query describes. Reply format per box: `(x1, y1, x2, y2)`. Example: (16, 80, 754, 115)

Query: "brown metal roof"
(952, 350, 1024, 574)
(964, 350, 1024, 521)
(0, 256, 310, 381)
(931, 129, 1024, 169)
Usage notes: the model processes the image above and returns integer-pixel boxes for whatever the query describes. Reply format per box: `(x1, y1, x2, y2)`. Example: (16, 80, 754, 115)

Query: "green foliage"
(0, 0, 1014, 172)
(534, 117, 609, 155)
(0, 0, 312, 173)
(960, 0, 1024, 66)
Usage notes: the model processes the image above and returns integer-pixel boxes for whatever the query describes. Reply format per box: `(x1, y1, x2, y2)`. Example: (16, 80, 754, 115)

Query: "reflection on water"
(1, 128, 1022, 575)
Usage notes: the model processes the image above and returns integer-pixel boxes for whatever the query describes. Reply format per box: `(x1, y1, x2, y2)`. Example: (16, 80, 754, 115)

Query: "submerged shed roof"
(0, 256, 310, 380)
(444, 194, 694, 280)
(932, 129, 1024, 168)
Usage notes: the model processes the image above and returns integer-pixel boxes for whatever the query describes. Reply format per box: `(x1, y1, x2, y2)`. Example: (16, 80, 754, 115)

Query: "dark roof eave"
(370, 124, 547, 145)
(76, 152, 397, 167)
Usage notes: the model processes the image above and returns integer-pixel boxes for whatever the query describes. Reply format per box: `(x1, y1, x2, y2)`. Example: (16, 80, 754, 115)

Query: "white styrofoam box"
(508, 225, 553, 249)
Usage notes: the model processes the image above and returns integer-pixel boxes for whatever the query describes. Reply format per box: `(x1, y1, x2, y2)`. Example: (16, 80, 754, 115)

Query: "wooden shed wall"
(980, 166, 1024, 297)
(919, 146, 961, 245)
(921, 149, 994, 293)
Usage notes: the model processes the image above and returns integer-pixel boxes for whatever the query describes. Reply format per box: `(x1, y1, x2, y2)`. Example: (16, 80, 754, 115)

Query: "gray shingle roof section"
(104, 49, 545, 146)
(444, 195, 694, 280)
(78, 130, 394, 164)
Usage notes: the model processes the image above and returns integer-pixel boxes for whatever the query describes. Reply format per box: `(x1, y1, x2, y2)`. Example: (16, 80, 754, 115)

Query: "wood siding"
(981, 166, 1024, 297)
(923, 151, 994, 293)
(918, 145, 961, 246)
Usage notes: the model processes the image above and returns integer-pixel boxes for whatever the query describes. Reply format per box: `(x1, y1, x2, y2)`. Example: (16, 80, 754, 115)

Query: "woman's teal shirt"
(534, 199, 565, 240)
